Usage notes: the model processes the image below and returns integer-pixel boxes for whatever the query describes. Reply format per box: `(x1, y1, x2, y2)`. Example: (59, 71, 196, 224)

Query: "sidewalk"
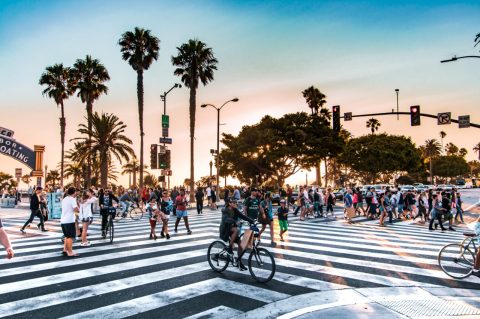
(234, 287, 480, 319)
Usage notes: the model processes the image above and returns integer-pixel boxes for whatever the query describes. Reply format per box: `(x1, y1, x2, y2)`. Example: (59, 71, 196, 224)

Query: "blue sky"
(0, 0, 479, 186)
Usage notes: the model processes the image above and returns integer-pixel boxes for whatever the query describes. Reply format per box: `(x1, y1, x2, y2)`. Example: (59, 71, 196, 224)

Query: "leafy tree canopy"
(432, 156, 469, 177)
(219, 112, 344, 186)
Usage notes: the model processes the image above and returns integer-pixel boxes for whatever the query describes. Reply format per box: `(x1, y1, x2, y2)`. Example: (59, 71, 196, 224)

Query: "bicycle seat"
(463, 232, 477, 237)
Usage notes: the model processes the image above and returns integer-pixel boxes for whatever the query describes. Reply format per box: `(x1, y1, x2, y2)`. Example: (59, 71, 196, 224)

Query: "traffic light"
(158, 175, 165, 182)
(159, 150, 171, 169)
(410, 105, 421, 126)
(150, 144, 158, 169)
(332, 105, 340, 132)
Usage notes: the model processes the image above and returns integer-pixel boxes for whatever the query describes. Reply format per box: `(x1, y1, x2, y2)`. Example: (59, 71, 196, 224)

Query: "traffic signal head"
(158, 175, 166, 182)
(150, 144, 158, 169)
(159, 150, 171, 169)
(410, 105, 421, 126)
(332, 105, 340, 132)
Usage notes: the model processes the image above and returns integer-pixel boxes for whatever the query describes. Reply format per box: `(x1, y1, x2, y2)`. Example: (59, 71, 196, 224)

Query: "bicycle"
(207, 222, 276, 283)
(438, 232, 478, 279)
(105, 210, 115, 244)
(116, 201, 144, 221)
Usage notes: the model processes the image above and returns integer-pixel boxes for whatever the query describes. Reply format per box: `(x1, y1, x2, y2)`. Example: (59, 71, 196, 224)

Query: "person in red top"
(174, 189, 192, 235)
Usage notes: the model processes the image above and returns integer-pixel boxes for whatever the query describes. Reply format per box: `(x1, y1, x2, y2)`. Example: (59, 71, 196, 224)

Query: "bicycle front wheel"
(108, 218, 114, 244)
(129, 207, 143, 220)
(438, 243, 475, 279)
(248, 247, 275, 283)
(207, 240, 229, 272)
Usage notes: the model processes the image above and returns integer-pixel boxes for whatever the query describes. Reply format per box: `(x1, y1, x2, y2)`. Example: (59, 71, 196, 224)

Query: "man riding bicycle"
(119, 189, 135, 218)
(219, 198, 254, 271)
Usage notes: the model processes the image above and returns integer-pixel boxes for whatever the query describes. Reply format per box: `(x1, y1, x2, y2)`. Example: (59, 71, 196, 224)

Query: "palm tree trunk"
(316, 162, 322, 186)
(86, 100, 93, 187)
(100, 151, 109, 188)
(324, 157, 328, 187)
(59, 102, 66, 188)
(137, 70, 145, 189)
(189, 86, 196, 203)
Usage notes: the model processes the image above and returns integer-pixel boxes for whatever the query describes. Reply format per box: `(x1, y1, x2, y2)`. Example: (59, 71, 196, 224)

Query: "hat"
(280, 199, 286, 203)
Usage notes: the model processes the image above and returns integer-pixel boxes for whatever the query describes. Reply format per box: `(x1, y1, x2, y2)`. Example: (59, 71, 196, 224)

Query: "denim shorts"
(176, 210, 188, 218)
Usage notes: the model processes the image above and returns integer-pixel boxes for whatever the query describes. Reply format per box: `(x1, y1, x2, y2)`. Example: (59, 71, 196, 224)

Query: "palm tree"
(445, 142, 459, 156)
(46, 170, 60, 186)
(459, 148, 468, 158)
(121, 158, 146, 187)
(39, 64, 75, 187)
(172, 39, 218, 202)
(143, 173, 158, 187)
(64, 161, 83, 188)
(302, 86, 327, 115)
(118, 27, 160, 190)
(366, 118, 381, 134)
(73, 112, 135, 187)
(72, 55, 110, 187)
(474, 142, 480, 160)
(475, 33, 480, 49)
(21, 174, 32, 187)
(439, 131, 447, 151)
(423, 139, 442, 183)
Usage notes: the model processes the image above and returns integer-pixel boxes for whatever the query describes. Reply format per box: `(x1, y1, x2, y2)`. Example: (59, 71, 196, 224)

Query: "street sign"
(15, 168, 22, 178)
(162, 115, 169, 128)
(162, 127, 169, 137)
(458, 115, 470, 128)
(159, 145, 166, 154)
(437, 112, 451, 125)
(344, 112, 352, 121)
(165, 169, 172, 176)
(159, 137, 172, 144)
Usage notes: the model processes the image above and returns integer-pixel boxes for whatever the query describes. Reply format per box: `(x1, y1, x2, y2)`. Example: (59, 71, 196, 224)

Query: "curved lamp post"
(201, 98, 239, 193)
(441, 55, 480, 63)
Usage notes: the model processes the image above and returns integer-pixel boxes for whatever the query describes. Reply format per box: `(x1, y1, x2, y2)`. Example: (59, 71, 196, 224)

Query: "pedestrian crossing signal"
(410, 105, 421, 126)
(150, 144, 158, 169)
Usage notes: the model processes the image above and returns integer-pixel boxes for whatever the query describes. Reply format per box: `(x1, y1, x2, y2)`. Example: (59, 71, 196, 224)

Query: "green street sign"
(162, 115, 169, 128)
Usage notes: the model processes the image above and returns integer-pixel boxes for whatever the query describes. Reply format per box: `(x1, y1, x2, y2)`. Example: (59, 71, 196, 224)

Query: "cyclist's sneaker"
(238, 262, 247, 271)
(187, 230, 192, 235)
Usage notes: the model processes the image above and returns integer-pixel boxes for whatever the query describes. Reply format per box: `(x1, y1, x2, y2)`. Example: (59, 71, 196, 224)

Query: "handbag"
(240, 229, 254, 250)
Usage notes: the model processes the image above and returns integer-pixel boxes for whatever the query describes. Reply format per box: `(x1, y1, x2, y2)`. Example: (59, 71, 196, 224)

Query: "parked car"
(271, 193, 281, 205)
(399, 185, 415, 192)
(333, 188, 346, 201)
(414, 185, 429, 192)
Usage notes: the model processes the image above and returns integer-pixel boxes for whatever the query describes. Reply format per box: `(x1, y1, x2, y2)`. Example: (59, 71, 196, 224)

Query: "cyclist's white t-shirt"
(61, 196, 78, 224)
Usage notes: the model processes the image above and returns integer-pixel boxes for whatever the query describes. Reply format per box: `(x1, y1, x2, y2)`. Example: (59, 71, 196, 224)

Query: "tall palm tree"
(143, 173, 158, 187)
(172, 39, 218, 202)
(39, 64, 75, 187)
(366, 118, 381, 134)
(302, 86, 328, 185)
(459, 148, 468, 158)
(439, 131, 447, 151)
(474, 142, 480, 160)
(118, 27, 160, 189)
(445, 142, 459, 156)
(302, 86, 327, 115)
(121, 158, 146, 187)
(46, 170, 60, 186)
(73, 112, 135, 187)
(475, 33, 480, 49)
(63, 161, 83, 188)
(72, 55, 110, 187)
(423, 139, 442, 183)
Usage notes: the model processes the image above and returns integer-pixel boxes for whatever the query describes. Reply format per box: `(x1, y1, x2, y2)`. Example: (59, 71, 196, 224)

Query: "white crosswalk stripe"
(0, 208, 478, 318)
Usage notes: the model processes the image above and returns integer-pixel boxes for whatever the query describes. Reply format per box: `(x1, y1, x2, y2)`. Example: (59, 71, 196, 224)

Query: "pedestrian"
(397, 189, 405, 219)
(244, 188, 261, 220)
(206, 185, 212, 208)
(258, 192, 275, 245)
(146, 197, 159, 240)
(0, 218, 14, 259)
(277, 199, 289, 241)
(455, 192, 464, 223)
(79, 189, 96, 246)
(355, 187, 365, 216)
(441, 192, 455, 231)
(20, 186, 47, 233)
(195, 187, 204, 215)
(429, 193, 446, 231)
(159, 190, 172, 239)
(344, 188, 355, 224)
(174, 189, 192, 235)
(325, 188, 335, 217)
(61, 187, 79, 257)
(413, 191, 427, 223)
(211, 186, 217, 210)
(378, 193, 387, 227)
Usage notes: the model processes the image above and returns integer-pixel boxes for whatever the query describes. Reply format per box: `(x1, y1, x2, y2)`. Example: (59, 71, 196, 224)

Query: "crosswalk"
(0, 207, 479, 318)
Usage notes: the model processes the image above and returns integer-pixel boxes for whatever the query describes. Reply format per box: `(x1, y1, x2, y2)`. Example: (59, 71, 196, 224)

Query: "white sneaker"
(80, 242, 92, 247)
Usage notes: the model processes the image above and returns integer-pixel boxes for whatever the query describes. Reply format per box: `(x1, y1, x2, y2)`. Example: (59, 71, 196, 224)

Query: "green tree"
(432, 156, 469, 178)
(39, 64, 75, 187)
(0, 172, 17, 191)
(72, 55, 110, 187)
(338, 134, 422, 184)
(468, 160, 480, 177)
(143, 173, 158, 187)
(439, 131, 446, 151)
(220, 112, 343, 186)
(422, 139, 442, 184)
(63, 161, 83, 189)
(445, 142, 459, 156)
(119, 27, 160, 190)
(21, 174, 32, 187)
(474, 142, 480, 160)
(459, 148, 468, 158)
(172, 39, 218, 202)
(73, 112, 135, 188)
(366, 118, 381, 134)
(121, 158, 146, 187)
(46, 170, 60, 186)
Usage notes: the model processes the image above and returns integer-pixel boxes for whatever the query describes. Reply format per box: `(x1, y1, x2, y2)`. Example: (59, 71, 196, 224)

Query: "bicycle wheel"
(438, 243, 475, 279)
(129, 207, 143, 220)
(248, 247, 275, 283)
(108, 218, 114, 244)
(207, 241, 229, 272)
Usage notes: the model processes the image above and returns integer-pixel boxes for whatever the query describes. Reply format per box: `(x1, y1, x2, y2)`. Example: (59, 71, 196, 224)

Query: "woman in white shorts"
(79, 189, 97, 247)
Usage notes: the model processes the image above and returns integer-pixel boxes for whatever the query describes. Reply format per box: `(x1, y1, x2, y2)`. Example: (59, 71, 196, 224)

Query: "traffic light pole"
(341, 111, 480, 128)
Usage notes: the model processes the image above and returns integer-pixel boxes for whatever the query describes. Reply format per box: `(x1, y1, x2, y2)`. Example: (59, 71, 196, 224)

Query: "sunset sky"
(0, 0, 479, 188)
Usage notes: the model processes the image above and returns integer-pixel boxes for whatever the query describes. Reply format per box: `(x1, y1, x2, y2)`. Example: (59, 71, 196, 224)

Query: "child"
(277, 200, 289, 241)
(146, 198, 160, 240)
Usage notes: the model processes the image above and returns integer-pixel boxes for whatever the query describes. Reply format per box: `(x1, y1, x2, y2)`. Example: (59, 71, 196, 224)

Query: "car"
(399, 185, 415, 192)
(333, 188, 346, 201)
(290, 191, 299, 202)
(271, 193, 281, 205)
(414, 185, 429, 192)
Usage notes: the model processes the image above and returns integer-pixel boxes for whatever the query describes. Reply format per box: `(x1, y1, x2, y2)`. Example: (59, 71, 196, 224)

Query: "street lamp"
(160, 83, 182, 115)
(440, 55, 480, 63)
(201, 97, 239, 194)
